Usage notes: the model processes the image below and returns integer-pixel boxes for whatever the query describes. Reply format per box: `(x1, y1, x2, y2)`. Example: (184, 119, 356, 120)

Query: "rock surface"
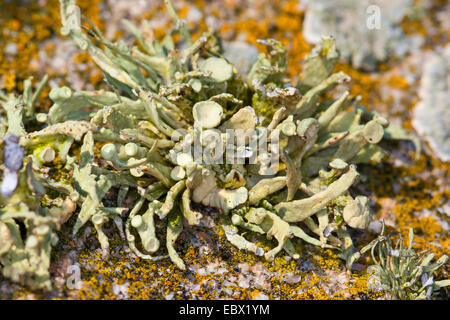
(223, 41, 259, 77)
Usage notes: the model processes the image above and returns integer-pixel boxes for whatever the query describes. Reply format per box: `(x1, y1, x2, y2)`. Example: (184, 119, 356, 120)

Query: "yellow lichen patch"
(401, 0, 449, 49)
(53, 217, 370, 300)
(386, 75, 410, 90)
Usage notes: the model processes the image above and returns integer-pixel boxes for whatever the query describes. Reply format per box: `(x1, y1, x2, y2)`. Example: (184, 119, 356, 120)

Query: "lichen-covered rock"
(0, 0, 420, 291)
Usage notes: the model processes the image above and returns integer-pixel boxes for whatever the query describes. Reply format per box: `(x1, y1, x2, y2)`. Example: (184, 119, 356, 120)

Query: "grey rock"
(412, 45, 450, 162)
(300, 0, 416, 71)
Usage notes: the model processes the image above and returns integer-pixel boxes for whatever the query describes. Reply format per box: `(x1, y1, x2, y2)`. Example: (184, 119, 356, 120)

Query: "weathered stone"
(300, 0, 415, 71)
(223, 41, 259, 76)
